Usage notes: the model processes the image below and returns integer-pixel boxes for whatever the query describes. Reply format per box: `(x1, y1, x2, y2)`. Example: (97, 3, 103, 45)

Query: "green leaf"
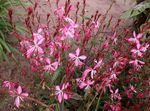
(121, 1, 150, 19)
(0, 44, 8, 61)
(52, 68, 61, 83)
(55, 103, 60, 111)
(0, 38, 11, 53)
(16, 24, 28, 33)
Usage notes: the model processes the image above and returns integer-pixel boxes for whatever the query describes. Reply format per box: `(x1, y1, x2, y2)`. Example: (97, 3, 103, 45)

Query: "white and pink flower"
(27, 32, 44, 57)
(128, 31, 143, 44)
(14, 86, 28, 108)
(44, 58, 59, 73)
(69, 48, 86, 66)
(55, 83, 70, 103)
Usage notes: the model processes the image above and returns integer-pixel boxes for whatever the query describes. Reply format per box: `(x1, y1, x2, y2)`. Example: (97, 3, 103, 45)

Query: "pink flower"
(20, 40, 31, 51)
(113, 57, 127, 69)
(129, 59, 145, 70)
(110, 89, 121, 101)
(129, 84, 137, 93)
(69, 48, 86, 66)
(44, 58, 59, 73)
(48, 41, 62, 55)
(26, 29, 45, 58)
(100, 77, 112, 93)
(14, 86, 28, 108)
(110, 103, 121, 111)
(55, 83, 70, 103)
(3, 81, 14, 90)
(64, 17, 78, 28)
(126, 89, 133, 99)
(92, 21, 100, 29)
(60, 26, 76, 40)
(128, 31, 142, 44)
(55, 7, 65, 18)
(60, 17, 78, 40)
(111, 32, 118, 44)
(102, 40, 109, 49)
(126, 84, 137, 99)
(131, 43, 149, 57)
(82, 60, 103, 79)
(94, 59, 103, 69)
(76, 78, 94, 90)
(109, 70, 118, 81)
(82, 68, 97, 79)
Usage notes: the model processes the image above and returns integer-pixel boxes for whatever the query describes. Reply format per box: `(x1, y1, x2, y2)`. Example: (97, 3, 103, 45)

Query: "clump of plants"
(1, 0, 150, 111)
(0, 0, 29, 61)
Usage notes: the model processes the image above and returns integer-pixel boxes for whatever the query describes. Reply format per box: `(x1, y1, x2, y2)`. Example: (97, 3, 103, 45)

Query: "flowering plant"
(2, 0, 150, 111)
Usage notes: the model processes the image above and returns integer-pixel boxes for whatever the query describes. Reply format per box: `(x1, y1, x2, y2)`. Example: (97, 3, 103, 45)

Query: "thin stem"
(25, 96, 49, 108)
(59, 102, 63, 111)
(86, 93, 98, 111)
(95, 91, 103, 111)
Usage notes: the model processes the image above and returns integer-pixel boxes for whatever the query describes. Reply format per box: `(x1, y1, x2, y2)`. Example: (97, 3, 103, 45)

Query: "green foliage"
(121, 0, 150, 19)
(0, 0, 28, 61)
(121, 0, 150, 34)
(0, 0, 14, 61)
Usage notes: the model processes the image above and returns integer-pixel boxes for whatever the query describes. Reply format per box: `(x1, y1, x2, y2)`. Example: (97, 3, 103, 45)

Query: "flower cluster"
(2, 81, 28, 108)
(128, 31, 149, 70)
(6, 0, 149, 110)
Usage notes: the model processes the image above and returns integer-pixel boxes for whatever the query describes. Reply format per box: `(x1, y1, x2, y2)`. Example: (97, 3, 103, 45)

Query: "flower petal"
(37, 47, 44, 54)
(21, 93, 28, 97)
(56, 86, 60, 91)
(82, 68, 92, 80)
(58, 93, 63, 103)
(75, 59, 80, 66)
(76, 48, 80, 56)
(79, 55, 86, 60)
(69, 53, 76, 59)
(15, 97, 20, 108)
(137, 33, 143, 39)
(26, 47, 35, 58)
(63, 93, 69, 100)
(133, 31, 136, 38)
(17, 86, 22, 94)
(79, 82, 87, 89)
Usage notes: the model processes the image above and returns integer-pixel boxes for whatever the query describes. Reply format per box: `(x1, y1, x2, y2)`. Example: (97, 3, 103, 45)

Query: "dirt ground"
(36, 0, 136, 27)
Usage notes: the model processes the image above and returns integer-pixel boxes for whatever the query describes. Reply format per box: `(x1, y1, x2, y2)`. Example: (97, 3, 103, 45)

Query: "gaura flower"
(54, 7, 65, 18)
(64, 17, 78, 28)
(14, 86, 28, 108)
(76, 78, 94, 90)
(69, 48, 87, 66)
(55, 83, 70, 103)
(60, 26, 76, 40)
(26, 29, 45, 58)
(92, 21, 100, 29)
(111, 32, 118, 44)
(109, 70, 118, 81)
(3, 81, 14, 90)
(110, 89, 121, 101)
(60, 17, 78, 40)
(129, 59, 145, 70)
(44, 58, 59, 73)
(131, 43, 149, 57)
(82, 68, 97, 79)
(129, 84, 137, 93)
(113, 57, 127, 69)
(128, 31, 143, 44)
(82, 59, 103, 79)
